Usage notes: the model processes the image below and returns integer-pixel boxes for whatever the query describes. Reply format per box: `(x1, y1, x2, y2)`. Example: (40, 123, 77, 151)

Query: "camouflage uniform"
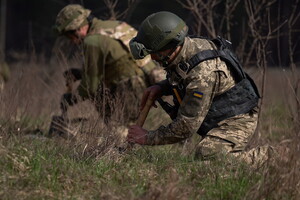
(54, 5, 160, 125)
(75, 18, 158, 123)
(146, 37, 268, 162)
(77, 18, 156, 98)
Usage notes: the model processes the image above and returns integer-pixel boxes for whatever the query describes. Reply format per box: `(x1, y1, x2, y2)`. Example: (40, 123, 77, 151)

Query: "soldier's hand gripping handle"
(125, 98, 152, 148)
(125, 86, 160, 149)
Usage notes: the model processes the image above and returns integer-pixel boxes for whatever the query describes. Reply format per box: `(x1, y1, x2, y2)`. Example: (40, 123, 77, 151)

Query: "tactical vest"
(166, 36, 260, 136)
(89, 20, 151, 67)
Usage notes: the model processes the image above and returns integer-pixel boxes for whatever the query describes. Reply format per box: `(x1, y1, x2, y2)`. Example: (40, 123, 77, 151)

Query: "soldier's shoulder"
(188, 37, 214, 51)
(186, 56, 217, 83)
(92, 18, 120, 29)
(84, 33, 111, 46)
(188, 62, 214, 82)
(84, 34, 100, 45)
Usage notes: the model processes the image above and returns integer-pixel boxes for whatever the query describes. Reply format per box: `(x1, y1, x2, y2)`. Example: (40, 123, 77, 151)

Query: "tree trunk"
(0, 0, 7, 60)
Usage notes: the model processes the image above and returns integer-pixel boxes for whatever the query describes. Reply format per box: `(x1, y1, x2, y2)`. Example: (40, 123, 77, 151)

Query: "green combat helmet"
(130, 11, 188, 60)
(54, 4, 91, 35)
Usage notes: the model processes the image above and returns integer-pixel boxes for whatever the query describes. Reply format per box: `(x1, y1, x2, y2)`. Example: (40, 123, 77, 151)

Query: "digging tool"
(118, 97, 154, 152)
(136, 97, 154, 127)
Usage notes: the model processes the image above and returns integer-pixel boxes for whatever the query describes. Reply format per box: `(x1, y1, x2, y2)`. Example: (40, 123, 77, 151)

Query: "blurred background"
(1, 0, 300, 67)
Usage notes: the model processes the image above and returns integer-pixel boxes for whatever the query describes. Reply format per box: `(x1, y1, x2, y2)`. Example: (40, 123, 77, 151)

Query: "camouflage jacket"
(77, 18, 156, 98)
(147, 37, 237, 145)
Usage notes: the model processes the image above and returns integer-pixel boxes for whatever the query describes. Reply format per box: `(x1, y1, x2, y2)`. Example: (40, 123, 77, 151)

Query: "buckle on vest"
(176, 61, 190, 80)
(178, 61, 189, 72)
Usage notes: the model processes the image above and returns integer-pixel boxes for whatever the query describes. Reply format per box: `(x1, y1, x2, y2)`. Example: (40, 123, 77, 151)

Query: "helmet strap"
(157, 46, 178, 68)
(87, 14, 94, 23)
(86, 14, 94, 33)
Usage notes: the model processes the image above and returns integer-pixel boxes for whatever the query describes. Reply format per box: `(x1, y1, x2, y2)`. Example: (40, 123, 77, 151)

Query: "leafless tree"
(176, 0, 221, 37)
(176, 0, 241, 39)
(103, 0, 139, 20)
(244, 0, 280, 138)
(286, 0, 300, 128)
(0, 0, 7, 61)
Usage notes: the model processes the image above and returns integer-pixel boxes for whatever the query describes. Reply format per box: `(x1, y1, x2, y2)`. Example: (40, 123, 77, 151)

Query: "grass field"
(0, 58, 299, 200)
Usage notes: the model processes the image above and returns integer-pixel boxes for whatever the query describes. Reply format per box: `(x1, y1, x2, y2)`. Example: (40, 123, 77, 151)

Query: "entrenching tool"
(136, 97, 154, 127)
(118, 97, 154, 152)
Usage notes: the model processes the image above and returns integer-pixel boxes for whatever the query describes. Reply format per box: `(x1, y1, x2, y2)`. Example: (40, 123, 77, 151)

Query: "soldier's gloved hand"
(63, 68, 82, 81)
(62, 92, 78, 106)
(60, 93, 78, 112)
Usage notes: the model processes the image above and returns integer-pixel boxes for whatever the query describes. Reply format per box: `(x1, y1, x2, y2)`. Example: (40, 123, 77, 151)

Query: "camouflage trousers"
(195, 109, 272, 166)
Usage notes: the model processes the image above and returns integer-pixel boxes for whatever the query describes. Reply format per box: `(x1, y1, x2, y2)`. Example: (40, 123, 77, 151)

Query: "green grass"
(0, 135, 260, 200)
(1, 65, 299, 199)
(260, 102, 295, 142)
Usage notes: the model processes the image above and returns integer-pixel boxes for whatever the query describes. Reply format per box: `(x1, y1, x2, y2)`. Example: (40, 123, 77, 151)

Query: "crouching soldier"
(51, 4, 162, 133)
(127, 11, 272, 165)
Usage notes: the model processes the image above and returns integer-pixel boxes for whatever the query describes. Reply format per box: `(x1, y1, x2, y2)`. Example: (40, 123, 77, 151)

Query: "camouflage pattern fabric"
(55, 4, 91, 33)
(76, 18, 161, 123)
(77, 18, 149, 98)
(194, 109, 270, 165)
(146, 37, 267, 164)
(88, 20, 152, 67)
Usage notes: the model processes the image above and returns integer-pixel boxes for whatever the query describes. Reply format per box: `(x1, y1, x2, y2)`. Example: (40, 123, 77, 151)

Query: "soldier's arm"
(146, 61, 218, 145)
(77, 36, 104, 99)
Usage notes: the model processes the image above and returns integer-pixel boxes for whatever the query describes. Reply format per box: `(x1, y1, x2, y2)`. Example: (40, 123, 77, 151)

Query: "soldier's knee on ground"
(194, 134, 239, 160)
(194, 139, 226, 160)
(237, 145, 275, 167)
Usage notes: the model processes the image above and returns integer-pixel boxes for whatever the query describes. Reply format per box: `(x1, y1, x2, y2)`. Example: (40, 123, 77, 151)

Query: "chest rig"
(160, 36, 260, 135)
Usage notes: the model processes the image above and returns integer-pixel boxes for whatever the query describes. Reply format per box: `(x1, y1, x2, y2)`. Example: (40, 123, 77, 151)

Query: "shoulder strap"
(184, 36, 260, 98)
(185, 36, 246, 81)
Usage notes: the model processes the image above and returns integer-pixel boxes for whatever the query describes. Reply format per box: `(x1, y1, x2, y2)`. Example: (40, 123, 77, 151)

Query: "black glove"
(60, 93, 78, 113)
(63, 68, 82, 81)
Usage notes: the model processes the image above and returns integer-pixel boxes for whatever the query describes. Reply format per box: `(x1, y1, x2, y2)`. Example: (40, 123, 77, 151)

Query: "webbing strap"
(187, 49, 220, 68)
(186, 49, 246, 81)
